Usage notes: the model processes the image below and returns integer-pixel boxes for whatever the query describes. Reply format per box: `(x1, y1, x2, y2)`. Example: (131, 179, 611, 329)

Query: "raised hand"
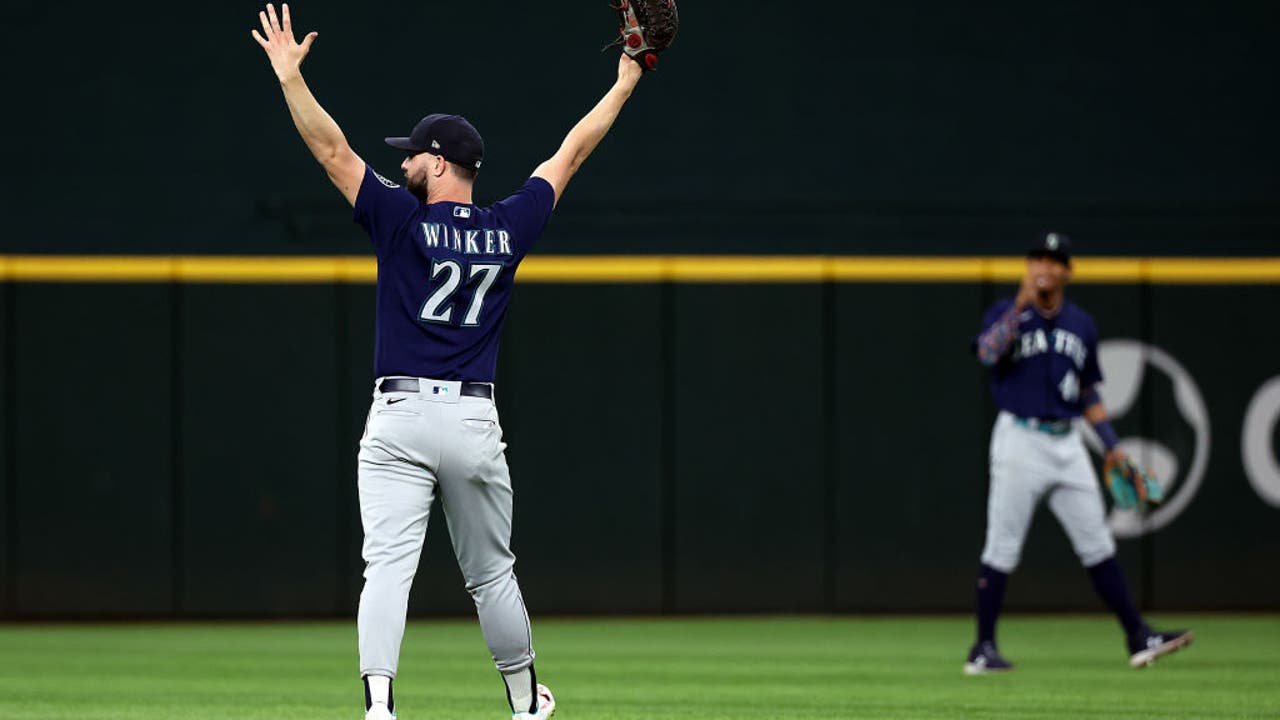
(251, 3, 318, 82)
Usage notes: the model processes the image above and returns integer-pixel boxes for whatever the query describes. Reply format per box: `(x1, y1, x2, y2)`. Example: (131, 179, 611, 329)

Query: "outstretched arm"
(252, 3, 364, 206)
(533, 55, 644, 207)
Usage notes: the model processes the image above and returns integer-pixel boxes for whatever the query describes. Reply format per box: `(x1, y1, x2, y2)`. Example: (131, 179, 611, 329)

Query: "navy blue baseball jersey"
(354, 166, 555, 381)
(977, 298, 1103, 420)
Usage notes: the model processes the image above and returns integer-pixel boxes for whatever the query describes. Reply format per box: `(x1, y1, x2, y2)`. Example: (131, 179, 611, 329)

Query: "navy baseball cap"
(1028, 232, 1072, 264)
(386, 114, 484, 172)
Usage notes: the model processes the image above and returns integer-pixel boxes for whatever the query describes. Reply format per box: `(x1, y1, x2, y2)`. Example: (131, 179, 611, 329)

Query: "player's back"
(353, 167, 556, 382)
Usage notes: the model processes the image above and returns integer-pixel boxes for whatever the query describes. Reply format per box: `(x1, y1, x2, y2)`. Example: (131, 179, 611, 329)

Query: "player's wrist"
(1093, 419, 1120, 451)
(276, 67, 304, 85)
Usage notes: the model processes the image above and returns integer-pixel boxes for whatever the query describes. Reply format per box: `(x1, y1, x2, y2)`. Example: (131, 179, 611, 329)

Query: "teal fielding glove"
(1104, 457, 1164, 510)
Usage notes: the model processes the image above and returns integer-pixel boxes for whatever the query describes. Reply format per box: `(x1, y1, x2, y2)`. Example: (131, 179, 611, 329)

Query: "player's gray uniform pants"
(981, 411, 1116, 573)
(357, 377, 534, 679)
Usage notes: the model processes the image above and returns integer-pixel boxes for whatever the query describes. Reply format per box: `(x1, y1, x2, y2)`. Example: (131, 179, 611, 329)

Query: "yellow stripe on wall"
(0, 255, 376, 283)
(0, 255, 1278, 284)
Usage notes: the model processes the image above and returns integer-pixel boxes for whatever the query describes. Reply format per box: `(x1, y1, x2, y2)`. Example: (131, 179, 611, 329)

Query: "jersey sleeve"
(490, 177, 556, 257)
(972, 298, 1015, 354)
(353, 165, 420, 256)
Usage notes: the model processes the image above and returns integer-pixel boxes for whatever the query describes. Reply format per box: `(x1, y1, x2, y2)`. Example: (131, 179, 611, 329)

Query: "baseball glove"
(604, 0, 679, 71)
(1103, 456, 1165, 511)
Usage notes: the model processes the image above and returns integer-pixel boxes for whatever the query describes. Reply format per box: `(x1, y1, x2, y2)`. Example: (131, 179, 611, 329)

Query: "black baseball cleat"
(964, 641, 1015, 675)
(1128, 628, 1194, 668)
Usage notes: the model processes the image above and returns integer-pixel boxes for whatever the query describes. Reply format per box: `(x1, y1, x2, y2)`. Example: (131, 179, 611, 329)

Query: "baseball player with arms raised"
(964, 233, 1194, 674)
(252, 4, 644, 718)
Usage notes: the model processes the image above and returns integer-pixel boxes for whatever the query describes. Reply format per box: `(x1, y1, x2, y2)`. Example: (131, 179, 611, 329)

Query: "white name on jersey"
(422, 222, 513, 257)
(1011, 328, 1087, 368)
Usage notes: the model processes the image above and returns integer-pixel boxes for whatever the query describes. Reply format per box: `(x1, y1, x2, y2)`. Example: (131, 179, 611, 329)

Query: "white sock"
(365, 674, 392, 709)
(503, 668, 534, 713)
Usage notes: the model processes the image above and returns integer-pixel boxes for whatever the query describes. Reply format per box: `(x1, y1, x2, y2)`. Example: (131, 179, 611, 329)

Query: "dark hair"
(450, 163, 478, 182)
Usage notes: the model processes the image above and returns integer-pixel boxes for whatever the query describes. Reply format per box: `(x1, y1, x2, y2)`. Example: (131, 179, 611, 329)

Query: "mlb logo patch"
(432, 386, 449, 395)
(453, 207, 472, 219)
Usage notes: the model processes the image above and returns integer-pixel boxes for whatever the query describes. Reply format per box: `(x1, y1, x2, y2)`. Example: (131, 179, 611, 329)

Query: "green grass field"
(1, 615, 1276, 719)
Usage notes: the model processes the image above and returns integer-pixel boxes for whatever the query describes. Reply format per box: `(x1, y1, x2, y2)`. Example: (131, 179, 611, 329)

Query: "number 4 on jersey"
(1059, 370, 1080, 403)
(420, 260, 503, 327)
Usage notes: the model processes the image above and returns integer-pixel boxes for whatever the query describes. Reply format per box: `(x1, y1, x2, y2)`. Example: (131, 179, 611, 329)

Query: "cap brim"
(385, 137, 420, 151)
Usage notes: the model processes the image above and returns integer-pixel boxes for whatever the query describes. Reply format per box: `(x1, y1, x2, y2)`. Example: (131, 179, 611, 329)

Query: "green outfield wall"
(1, 268, 1277, 618)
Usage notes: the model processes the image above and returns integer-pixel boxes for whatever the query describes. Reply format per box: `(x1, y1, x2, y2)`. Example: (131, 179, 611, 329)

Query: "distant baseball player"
(252, 4, 644, 717)
(965, 233, 1194, 674)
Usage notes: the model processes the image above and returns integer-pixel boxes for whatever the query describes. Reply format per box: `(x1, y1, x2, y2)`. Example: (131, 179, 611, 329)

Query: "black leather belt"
(379, 377, 493, 399)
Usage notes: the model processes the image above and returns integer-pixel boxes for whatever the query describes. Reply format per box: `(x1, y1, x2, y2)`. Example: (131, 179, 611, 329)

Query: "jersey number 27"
(419, 259, 503, 327)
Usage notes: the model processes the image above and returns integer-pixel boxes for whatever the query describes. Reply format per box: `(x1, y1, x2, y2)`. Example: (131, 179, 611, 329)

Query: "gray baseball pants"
(981, 411, 1116, 573)
(356, 377, 535, 679)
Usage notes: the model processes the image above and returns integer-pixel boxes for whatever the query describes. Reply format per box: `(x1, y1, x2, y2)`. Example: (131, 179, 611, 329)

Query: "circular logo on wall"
(1095, 340, 1211, 538)
(1242, 376, 1280, 508)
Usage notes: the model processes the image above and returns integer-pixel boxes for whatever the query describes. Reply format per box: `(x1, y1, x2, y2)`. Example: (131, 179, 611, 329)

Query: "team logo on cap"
(431, 140, 441, 150)
(1046, 234, 1060, 250)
